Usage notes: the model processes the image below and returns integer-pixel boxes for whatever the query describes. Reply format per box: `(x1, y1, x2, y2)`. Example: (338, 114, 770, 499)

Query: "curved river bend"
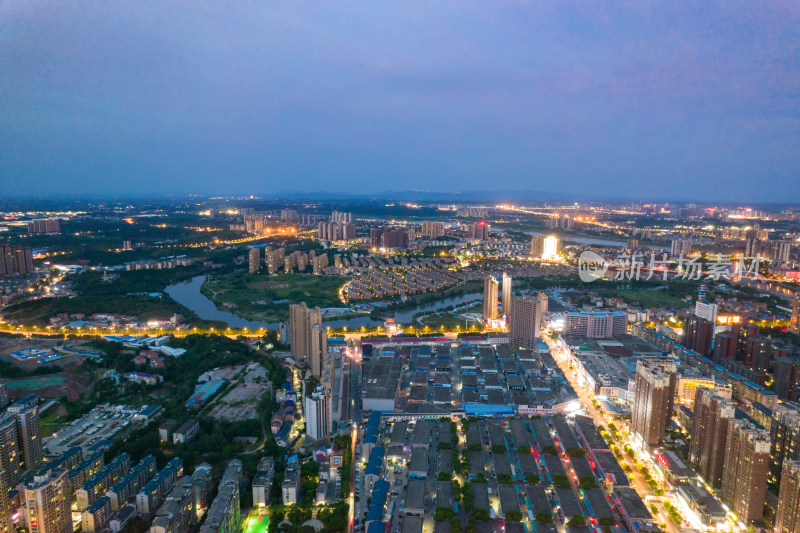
(165, 275, 481, 330)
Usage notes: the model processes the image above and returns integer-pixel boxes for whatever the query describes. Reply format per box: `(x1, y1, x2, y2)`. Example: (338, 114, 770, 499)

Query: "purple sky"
(1, 1, 798, 201)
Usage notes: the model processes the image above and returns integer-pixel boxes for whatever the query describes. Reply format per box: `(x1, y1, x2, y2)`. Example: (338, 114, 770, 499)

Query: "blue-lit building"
(364, 447, 385, 493)
(365, 479, 389, 530)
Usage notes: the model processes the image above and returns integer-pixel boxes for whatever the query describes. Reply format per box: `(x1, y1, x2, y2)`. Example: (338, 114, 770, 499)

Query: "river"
(165, 275, 482, 330)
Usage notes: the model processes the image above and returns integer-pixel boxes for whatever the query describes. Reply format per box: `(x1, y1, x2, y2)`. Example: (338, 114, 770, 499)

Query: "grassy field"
(202, 273, 349, 322)
(421, 312, 470, 330)
(604, 289, 690, 309)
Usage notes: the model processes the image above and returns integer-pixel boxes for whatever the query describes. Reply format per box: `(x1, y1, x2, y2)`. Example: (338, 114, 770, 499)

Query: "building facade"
(509, 293, 547, 350)
(289, 304, 327, 378)
(304, 385, 330, 441)
(25, 470, 72, 533)
(720, 420, 770, 522)
(483, 275, 498, 321)
(689, 388, 735, 488)
(631, 360, 677, 448)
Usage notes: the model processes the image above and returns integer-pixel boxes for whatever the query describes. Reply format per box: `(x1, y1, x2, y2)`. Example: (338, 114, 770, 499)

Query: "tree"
(516, 446, 531, 455)
(491, 444, 507, 454)
(437, 472, 453, 482)
(568, 515, 586, 526)
(535, 513, 554, 524)
(524, 473, 539, 484)
(579, 475, 598, 490)
(505, 510, 522, 522)
(434, 507, 457, 521)
(497, 473, 513, 485)
(566, 447, 586, 457)
(552, 474, 570, 488)
(470, 509, 490, 522)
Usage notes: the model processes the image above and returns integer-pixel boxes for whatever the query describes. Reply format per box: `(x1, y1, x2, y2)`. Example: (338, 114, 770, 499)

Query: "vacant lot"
(202, 273, 348, 321)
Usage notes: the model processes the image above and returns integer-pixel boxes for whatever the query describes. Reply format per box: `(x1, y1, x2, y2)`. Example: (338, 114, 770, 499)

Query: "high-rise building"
(770, 404, 800, 486)
(720, 420, 770, 522)
(695, 301, 718, 325)
(689, 388, 736, 488)
(280, 209, 298, 221)
(25, 469, 72, 533)
(468, 221, 489, 241)
(546, 215, 572, 230)
(0, 244, 33, 276)
(790, 293, 800, 336)
(0, 384, 7, 409)
(737, 322, 761, 359)
(420, 221, 444, 239)
(775, 356, 800, 402)
(501, 273, 512, 318)
(770, 240, 793, 263)
(626, 238, 639, 250)
(531, 235, 544, 259)
(0, 416, 21, 486)
(776, 461, 800, 533)
(318, 221, 355, 242)
(13, 406, 43, 471)
(670, 239, 692, 257)
(563, 312, 627, 338)
(27, 219, 60, 234)
(745, 335, 772, 371)
(264, 247, 285, 274)
(682, 315, 714, 357)
(712, 332, 738, 363)
(248, 248, 260, 274)
(483, 275, 498, 321)
(368, 229, 381, 249)
(309, 324, 327, 379)
(289, 304, 327, 378)
(509, 293, 547, 350)
(631, 359, 677, 448)
(304, 385, 330, 441)
(542, 235, 559, 261)
(745, 236, 761, 258)
(381, 230, 409, 249)
(0, 469, 10, 533)
(330, 211, 352, 223)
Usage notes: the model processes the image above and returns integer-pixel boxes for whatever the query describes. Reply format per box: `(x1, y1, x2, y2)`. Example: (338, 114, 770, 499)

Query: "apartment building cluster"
(198, 461, 241, 533)
(249, 246, 329, 275)
(27, 219, 61, 234)
(369, 228, 410, 250)
(318, 216, 356, 241)
(0, 396, 194, 533)
(0, 244, 34, 276)
(124, 257, 192, 271)
(345, 266, 458, 301)
(624, 320, 800, 527)
(239, 209, 322, 233)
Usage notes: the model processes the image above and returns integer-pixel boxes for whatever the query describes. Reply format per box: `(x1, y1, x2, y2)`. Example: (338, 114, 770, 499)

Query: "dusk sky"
(1, 1, 798, 201)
